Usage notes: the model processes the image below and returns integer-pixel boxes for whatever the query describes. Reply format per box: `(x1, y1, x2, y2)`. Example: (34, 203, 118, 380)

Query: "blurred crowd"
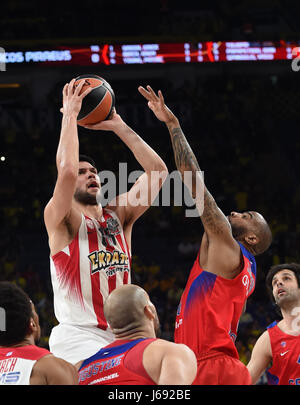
(0, 68, 299, 385)
(2, 0, 300, 43)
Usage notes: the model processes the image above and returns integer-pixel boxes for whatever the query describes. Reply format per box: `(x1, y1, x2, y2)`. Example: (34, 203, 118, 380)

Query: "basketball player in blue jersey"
(247, 263, 300, 385)
(138, 85, 272, 385)
(76, 284, 197, 385)
(44, 79, 168, 364)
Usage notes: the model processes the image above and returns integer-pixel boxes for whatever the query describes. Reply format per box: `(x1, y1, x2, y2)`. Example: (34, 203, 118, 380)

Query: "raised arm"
(247, 331, 272, 385)
(138, 86, 241, 276)
(44, 80, 91, 233)
(83, 109, 168, 227)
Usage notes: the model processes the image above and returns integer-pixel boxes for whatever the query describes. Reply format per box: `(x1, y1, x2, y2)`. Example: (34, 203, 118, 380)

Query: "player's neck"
(4, 336, 35, 348)
(280, 304, 300, 335)
(115, 329, 156, 341)
(237, 240, 256, 256)
(76, 201, 104, 222)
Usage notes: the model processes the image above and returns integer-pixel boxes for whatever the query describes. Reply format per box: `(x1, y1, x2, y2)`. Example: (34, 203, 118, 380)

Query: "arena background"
(0, 0, 299, 385)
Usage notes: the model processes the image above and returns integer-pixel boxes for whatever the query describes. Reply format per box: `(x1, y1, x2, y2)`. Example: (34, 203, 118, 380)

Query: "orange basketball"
(74, 74, 115, 126)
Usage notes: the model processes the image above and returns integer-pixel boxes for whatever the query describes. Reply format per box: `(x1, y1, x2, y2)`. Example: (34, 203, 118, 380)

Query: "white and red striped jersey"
(50, 208, 131, 330)
(0, 345, 50, 385)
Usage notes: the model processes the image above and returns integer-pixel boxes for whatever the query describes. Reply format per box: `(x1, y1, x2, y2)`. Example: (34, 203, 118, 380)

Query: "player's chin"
(87, 186, 101, 194)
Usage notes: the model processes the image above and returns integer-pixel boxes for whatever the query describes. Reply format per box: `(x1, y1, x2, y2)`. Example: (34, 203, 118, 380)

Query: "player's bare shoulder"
(143, 339, 197, 384)
(31, 353, 78, 385)
(44, 202, 82, 256)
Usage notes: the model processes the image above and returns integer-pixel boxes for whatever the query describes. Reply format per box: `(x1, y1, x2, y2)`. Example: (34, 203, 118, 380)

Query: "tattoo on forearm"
(170, 127, 230, 234)
(171, 128, 200, 174)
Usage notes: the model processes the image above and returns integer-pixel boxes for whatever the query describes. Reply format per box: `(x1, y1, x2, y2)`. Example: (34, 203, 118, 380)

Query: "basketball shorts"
(49, 323, 114, 365)
(193, 351, 252, 385)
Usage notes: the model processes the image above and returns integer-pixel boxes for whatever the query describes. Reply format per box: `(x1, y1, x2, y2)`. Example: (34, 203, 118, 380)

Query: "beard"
(74, 189, 98, 205)
(230, 222, 247, 240)
(274, 291, 296, 308)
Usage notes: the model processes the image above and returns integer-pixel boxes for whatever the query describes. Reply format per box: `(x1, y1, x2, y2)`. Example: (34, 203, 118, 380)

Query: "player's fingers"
(148, 101, 155, 110)
(106, 107, 116, 119)
(63, 83, 68, 98)
(74, 79, 86, 96)
(138, 86, 152, 101)
(146, 85, 159, 100)
(68, 78, 76, 96)
(158, 90, 165, 104)
(79, 85, 92, 99)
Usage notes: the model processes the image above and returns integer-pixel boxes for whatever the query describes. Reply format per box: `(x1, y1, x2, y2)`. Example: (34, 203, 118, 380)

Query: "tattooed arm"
(138, 86, 242, 277)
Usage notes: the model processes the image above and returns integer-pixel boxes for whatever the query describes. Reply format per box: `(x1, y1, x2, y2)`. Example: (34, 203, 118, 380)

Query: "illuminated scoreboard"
(3, 40, 300, 66)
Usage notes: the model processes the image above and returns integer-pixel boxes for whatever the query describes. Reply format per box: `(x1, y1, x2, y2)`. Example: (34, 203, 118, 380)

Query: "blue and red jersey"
(266, 321, 300, 385)
(174, 242, 256, 360)
(78, 338, 156, 385)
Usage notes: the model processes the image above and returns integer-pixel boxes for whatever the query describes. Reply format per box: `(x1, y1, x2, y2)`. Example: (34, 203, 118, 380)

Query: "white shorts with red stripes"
(49, 323, 114, 364)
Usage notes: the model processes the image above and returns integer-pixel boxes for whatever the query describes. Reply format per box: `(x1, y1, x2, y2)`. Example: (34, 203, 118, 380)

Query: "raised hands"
(61, 79, 92, 118)
(138, 85, 178, 126)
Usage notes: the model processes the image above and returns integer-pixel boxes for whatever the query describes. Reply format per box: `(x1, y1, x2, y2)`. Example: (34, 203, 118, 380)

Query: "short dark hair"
(265, 263, 300, 304)
(0, 282, 33, 346)
(79, 154, 96, 169)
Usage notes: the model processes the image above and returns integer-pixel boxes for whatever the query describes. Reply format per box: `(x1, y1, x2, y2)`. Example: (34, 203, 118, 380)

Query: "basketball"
(74, 74, 115, 126)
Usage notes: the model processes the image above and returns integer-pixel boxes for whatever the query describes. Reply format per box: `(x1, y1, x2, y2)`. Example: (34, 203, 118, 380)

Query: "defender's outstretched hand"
(138, 85, 178, 126)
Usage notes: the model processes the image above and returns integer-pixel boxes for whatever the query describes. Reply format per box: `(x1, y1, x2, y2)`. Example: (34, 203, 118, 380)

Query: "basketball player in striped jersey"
(247, 263, 300, 385)
(139, 85, 272, 384)
(44, 79, 168, 364)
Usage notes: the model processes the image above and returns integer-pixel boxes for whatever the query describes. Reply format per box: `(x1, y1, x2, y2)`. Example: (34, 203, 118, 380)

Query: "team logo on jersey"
(229, 329, 237, 342)
(242, 263, 255, 296)
(98, 218, 120, 248)
(106, 218, 120, 235)
(88, 250, 129, 276)
(281, 341, 287, 347)
(176, 302, 182, 316)
(86, 219, 95, 230)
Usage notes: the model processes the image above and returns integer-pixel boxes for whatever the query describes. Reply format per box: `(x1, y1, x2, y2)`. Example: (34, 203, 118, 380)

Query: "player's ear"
(27, 317, 36, 334)
(244, 232, 258, 246)
(144, 305, 155, 321)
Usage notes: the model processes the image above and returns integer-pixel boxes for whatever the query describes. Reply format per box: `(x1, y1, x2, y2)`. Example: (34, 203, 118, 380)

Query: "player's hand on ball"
(61, 79, 92, 117)
(82, 108, 125, 132)
(138, 85, 177, 125)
